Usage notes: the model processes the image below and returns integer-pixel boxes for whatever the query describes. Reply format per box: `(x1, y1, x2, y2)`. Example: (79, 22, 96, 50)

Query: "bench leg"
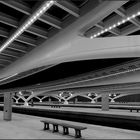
(75, 129, 81, 138)
(63, 127, 69, 135)
(53, 124, 59, 133)
(44, 123, 50, 130)
(130, 110, 132, 112)
(137, 110, 139, 113)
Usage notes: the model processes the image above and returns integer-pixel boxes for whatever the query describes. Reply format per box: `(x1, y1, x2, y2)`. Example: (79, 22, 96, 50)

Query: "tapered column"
(48, 97, 51, 102)
(15, 100, 18, 104)
(64, 100, 69, 104)
(75, 97, 78, 103)
(91, 99, 95, 103)
(111, 98, 115, 103)
(101, 93, 109, 111)
(24, 101, 29, 106)
(3, 93, 12, 121)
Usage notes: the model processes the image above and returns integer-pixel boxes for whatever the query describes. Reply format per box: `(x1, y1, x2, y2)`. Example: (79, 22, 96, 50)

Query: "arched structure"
(113, 93, 140, 102)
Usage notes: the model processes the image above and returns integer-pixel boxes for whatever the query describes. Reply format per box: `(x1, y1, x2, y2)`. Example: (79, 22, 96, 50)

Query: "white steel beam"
(0, 28, 37, 47)
(115, 4, 140, 28)
(0, 0, 62, 29)
(0, 12, 48, 39)
(1, 52, 19, 59)
(54, 0, 80, 17)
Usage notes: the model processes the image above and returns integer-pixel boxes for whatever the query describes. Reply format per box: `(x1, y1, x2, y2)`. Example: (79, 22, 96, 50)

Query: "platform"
(1, 104, 138, 131)
(0, 111, 140, 139)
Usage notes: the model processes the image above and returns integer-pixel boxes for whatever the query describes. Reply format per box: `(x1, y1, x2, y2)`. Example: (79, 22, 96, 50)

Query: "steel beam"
(0, 12, 48, 39)
(55, 0, 80, 17)
(0, 0, 62, 29)
(1, 52, 19, 59)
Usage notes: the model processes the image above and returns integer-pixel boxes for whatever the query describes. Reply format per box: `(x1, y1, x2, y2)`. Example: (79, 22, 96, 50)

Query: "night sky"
(0, 57, 138, 89)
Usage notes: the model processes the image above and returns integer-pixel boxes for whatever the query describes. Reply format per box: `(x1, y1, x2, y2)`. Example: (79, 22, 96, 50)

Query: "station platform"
(0, 111, 140, 139)
(0, 104, 139, 130)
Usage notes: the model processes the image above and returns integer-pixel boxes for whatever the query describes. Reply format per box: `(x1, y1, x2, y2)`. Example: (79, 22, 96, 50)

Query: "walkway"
(0, 111, 140, 139)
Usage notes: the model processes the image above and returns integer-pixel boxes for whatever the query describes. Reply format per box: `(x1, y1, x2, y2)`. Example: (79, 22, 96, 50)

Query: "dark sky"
(0, 57, 138, 89)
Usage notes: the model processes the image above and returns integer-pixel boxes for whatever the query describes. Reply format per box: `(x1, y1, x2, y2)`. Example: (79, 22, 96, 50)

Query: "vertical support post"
(64, 100, 69, 104)
(24, 101, 29, 106)
(3, 92, 12, 121)
(91, 99, 95, 103)
(111, 98, 115, 103)
(16, 100, 18, 104)
(49, 97, 51, 102)
(75, 97, 78, 103)
(101, 93, 109, 111)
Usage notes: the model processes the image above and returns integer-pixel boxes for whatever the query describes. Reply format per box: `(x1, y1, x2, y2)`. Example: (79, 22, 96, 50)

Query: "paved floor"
(0, 111, 140, 139)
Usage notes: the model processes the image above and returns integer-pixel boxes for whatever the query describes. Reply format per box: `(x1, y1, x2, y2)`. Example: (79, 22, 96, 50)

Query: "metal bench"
(51, 105, 61, 108)
(40, 119, 87, 138)
(130, 108, 140, 112)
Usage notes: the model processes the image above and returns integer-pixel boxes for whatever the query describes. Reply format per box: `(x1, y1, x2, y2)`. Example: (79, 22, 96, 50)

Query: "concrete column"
(101, 93, 109, 111)
(58, 98, 61, 102)
(16, 100, 18, 103)
(111, 98, 115, 103)
(3, 93, 12, 121)
(48, 97, 51, 102)
(24, 101, 29, 106)
(91, 99, 95, 103)
(64, 100, 69, 104)
(75, 97, 78, 103)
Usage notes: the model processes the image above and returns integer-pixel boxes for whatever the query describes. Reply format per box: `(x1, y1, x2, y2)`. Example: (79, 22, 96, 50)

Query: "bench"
(130, 108, 140, 112)
(51, 105, 61, 108)
(40, 119, 87, 138)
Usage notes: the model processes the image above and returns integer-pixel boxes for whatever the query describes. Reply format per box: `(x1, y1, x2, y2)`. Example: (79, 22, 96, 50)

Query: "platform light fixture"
(19, 91, 23, 95)
(90, 11, 140, 39)
(0, 0, 55, 52)
(0, 73, 18, 82)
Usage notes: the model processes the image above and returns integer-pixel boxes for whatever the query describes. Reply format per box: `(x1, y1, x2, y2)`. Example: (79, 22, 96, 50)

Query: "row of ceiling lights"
(0, 0, 55, 52)
(90, 11, 140, 39)
(0, 73, 18, 82)
(91, 66, 140, 82)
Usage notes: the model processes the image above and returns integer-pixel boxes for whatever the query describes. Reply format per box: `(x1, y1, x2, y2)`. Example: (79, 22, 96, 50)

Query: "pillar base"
(24, 102, 29, 106)
(111, 99, 115, 103)
(91, 100, 95, 103)
(101, 94, 109, 111)
(64, 101, 69, 104)
(16, 101, 18, 104)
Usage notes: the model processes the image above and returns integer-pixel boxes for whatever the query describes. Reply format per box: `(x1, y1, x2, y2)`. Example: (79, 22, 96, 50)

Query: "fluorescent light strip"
(0, 0, 55, 52)
(90, 11, 140, 39)
(0, 73, 18, 82)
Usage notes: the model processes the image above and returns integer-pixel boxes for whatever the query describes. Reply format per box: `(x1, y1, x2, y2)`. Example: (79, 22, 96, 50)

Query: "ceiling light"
(90, 11, 140, 39)
(0, 73, 18, 82)
(0, 0, 55, 52)
(109, 26, 113, 30)
(112, 24, 116, 28)
(90, 36, 93, 39)
(121, 19, 126, 24)
(131, 14, 136, 18)
(137, 11, 140, 15)
(126, 17, 130, 21)
(101, 30, 105, 34)
(117, 22, 121, 26)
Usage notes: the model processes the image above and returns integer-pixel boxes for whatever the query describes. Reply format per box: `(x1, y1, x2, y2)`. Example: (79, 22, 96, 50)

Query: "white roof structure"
(0, 0, 140, 86)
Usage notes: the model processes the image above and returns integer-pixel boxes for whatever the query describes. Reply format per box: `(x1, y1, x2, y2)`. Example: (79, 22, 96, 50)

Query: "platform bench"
(51, 105, 61, 108)
(40, 119, 87, 138)
(130, 108, 140, 112)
